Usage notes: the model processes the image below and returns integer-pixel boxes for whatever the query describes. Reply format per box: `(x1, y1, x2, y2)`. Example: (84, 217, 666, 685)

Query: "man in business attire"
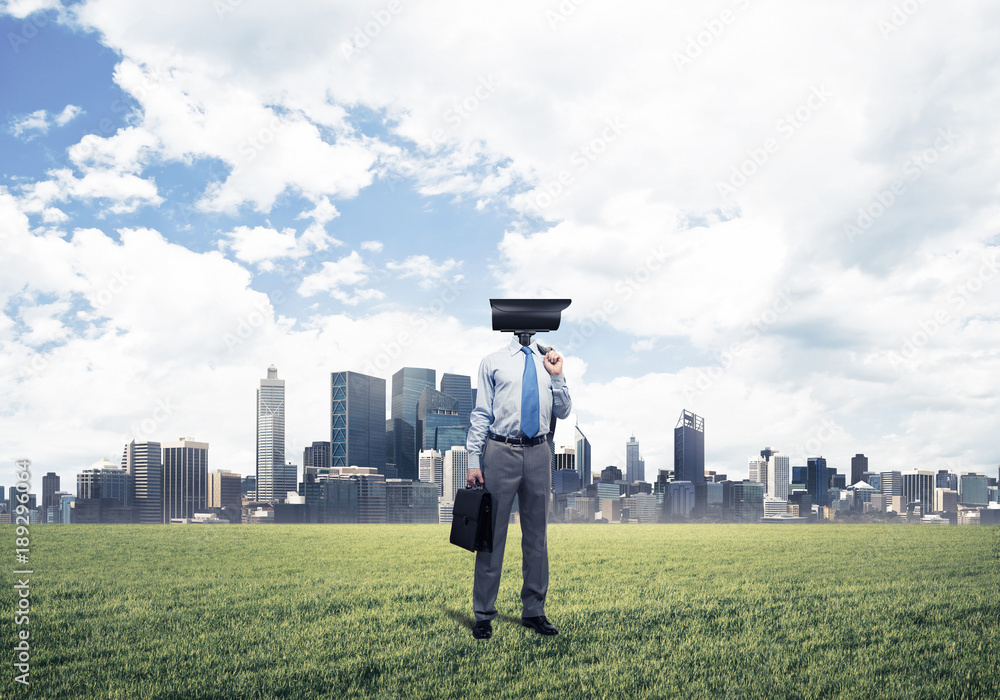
(465, 336, 572, 640)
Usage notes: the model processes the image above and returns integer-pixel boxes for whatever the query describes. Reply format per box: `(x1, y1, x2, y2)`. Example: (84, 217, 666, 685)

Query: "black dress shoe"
(521, 615, 558, 635)
(472, 620, 492, 639)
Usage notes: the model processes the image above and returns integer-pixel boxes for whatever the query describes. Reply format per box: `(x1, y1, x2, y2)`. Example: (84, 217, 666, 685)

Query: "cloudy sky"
(2, 0, 999, 495)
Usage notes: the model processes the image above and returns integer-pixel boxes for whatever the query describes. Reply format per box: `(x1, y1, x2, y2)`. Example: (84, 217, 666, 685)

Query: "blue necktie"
(520, 346, 539, 438)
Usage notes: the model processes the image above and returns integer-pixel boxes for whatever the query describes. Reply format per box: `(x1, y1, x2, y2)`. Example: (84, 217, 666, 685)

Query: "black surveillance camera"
(490, 298, 572, 346)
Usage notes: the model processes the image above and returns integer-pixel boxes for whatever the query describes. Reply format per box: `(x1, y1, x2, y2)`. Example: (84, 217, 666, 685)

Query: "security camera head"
(490, 298, 572, 346)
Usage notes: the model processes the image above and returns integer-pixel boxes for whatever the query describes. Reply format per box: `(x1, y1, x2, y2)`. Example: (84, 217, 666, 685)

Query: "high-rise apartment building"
(256, 365, 285, 501)
(162, 438, 208, 521)
(674, 410, 705, 484)
(331, 371, 386, 472)
(122, 441, 163, 523)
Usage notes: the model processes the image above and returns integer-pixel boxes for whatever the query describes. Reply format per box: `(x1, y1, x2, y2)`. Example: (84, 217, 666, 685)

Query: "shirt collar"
(507, 336, 537, 356)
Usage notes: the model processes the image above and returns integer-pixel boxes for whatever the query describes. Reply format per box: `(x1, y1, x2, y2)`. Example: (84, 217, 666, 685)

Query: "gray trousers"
(473, 438, 550, 622)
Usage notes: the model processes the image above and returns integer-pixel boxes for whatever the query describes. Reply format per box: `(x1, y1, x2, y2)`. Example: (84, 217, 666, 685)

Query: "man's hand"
(543, 350, 563, 376)
(467, 468, 484, 487)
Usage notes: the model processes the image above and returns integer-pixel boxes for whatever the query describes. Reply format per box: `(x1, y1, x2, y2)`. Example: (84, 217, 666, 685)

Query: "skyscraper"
(416, 387, 462, 452)
(42, 472, 60, 510)
(674, 410, 705, 484)
(626, 435, 642, 483)
(806, 457, 829, 508)
(385, 418, 415, 479)
(256, 365, 285, 501)
(331, 371, 386, 472)
(122, 440, 163, 523)
(442, 447, 469, 502)
(880, 471, 902, 498)
(574, 423, 592, 487)
(851, 453, 868, 486)
(207, 469, 242, 509)
(959, 473, 989, 506)
(303, 441, 331, 483)
(390, 368, 436, 479)
(748, 456, 765, 484)
(418, 449, 444, 496)
(768, 452, 790, 500)
(440, 373, 473, 427)
(77, 459, 132, 505)
(162, 438, 208, 521)
(902, 470, 934, 513)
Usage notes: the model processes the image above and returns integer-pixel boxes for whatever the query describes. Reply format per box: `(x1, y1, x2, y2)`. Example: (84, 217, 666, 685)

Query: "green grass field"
(3, 523, 998, 699)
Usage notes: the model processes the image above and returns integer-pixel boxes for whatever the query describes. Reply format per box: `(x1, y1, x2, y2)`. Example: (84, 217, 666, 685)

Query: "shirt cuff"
(468, 455, 481, 471)
(551, 373, 567, 387)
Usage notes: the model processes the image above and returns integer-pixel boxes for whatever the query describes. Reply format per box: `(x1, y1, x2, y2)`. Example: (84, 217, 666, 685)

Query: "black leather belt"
(488, 432, 548, 446)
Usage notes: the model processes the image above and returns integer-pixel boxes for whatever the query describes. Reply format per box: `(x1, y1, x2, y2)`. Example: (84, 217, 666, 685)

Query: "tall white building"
(748, 456, 766, 484)
(442, 447, 469, 502)
(256, 365, 285, 501)
(767, 452, 790, 500)
(419, 449, 444, 496)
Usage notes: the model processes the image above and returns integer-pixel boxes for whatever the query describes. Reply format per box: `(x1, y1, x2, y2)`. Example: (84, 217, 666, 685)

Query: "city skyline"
(5, 361, 998, 494)
(3, 3, 1000, 492)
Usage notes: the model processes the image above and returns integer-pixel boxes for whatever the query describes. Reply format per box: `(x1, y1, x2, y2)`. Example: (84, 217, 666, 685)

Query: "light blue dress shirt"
(466, 336, 572, 471)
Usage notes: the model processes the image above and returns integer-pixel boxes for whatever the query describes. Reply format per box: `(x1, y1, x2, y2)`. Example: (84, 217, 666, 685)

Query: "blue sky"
(2, 0, 999, 494)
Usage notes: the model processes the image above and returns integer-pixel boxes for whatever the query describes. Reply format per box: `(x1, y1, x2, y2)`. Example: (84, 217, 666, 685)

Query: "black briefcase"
(450, 486, 494, 553)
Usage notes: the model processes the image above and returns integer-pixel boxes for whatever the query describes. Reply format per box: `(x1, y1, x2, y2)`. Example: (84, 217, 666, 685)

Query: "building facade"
(331, 371, 386, 472)
(256, 365, 285, 501)
(674, 410, 705, 484)
(162, 438, 208, 521)
(122, 440, 163, 523)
